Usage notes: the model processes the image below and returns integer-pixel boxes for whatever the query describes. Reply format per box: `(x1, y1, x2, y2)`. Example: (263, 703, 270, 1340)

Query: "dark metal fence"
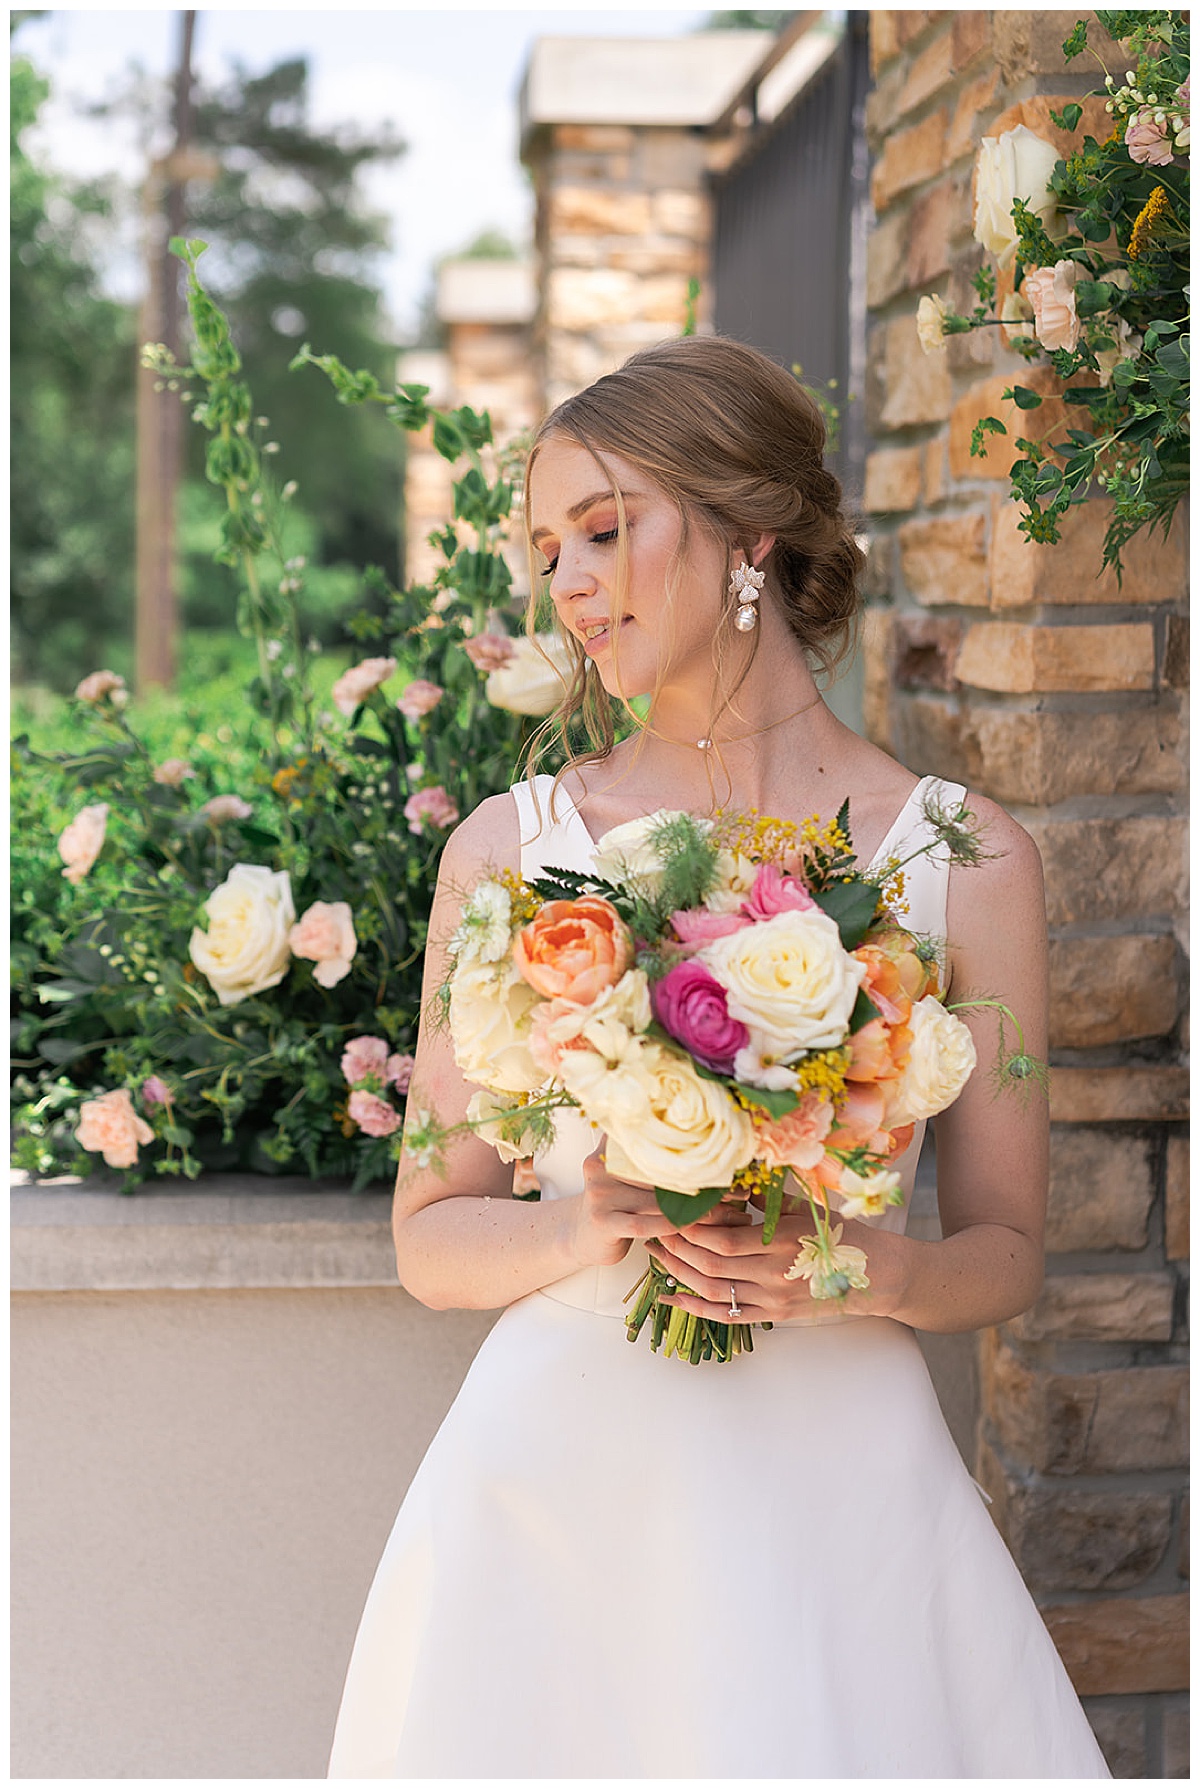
(710, 13, 871, 502)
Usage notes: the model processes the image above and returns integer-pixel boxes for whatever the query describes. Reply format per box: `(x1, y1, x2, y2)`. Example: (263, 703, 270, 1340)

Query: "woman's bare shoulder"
(437, 790, 522, 885)
(948, 789, 1045, 938)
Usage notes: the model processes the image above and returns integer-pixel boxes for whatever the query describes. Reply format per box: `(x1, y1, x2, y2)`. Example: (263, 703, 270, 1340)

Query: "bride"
(328, 335, 1110, 1778)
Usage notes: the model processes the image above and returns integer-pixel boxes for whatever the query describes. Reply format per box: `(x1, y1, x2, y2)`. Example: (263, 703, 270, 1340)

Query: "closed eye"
(541, 528, 620, 578)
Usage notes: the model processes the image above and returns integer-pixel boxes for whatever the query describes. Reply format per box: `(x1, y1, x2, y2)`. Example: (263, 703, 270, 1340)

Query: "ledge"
(10, 1171, 398, 1293)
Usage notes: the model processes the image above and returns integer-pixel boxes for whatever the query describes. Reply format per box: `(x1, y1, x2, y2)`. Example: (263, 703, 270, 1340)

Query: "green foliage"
(12, 252, 554, 1189)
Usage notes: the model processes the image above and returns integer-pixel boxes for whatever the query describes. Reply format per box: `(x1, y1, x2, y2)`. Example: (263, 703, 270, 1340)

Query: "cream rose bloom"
(917, 293, 952, 353)
(485, 633, 573, 716)
(58, 802, 109, 885)
(587, 1039, 755, 1193)
(189, 864, 296, 1006)
(591, 809, 703, 894)
(888, 995, 978, 1124)
(699, 908, 865, 1059)
(702, 847, 758, 914)
(449, 956, 544, 1094)
(973, 125, 1061, 268)
(75, 1088, 155, 1169)
(288, 900, 357, 988)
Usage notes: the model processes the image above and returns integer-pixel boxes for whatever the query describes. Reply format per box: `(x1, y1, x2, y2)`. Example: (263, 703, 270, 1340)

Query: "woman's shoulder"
(438, 790, 521, 884)
(946, 788, 1045, 940)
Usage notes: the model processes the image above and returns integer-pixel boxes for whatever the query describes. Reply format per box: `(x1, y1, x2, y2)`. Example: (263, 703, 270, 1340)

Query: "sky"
(16, 3, 713, 338)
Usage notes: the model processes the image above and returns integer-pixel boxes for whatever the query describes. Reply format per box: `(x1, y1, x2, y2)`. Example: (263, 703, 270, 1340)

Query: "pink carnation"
(154, 758, 195, 786)
(755, 1090, 835, 1173)
(141, 1076, 173, 1108)
(741, 861, 817, 923)
(201, 794, 253, 822)
(464, 632, 516, 673)
(670, 907, 750, 948)
(396, 678, 444, 720)
(75, 669, 128, 705)
(1023, 260, 1080, 354)
(1125, 108, 1174, 166)
(331, 656, 397, 717)
(289, 900, 357, 988)
(348, 1089, 402, 1137)
(404, 785, 459, 835)
(341, 1035, 390, 1086)
(387, 1053, 415, 1094)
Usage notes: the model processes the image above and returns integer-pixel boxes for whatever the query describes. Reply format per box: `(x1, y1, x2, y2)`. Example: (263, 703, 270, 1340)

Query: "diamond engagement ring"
(728, 1283, 743, 1320)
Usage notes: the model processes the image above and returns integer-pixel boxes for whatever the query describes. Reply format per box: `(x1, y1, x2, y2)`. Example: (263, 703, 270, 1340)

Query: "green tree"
(10, 45, 137, 689)
(702, 10, 796, 30)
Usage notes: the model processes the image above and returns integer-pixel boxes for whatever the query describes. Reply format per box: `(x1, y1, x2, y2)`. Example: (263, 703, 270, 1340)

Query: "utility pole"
(134, 9, 198, 693)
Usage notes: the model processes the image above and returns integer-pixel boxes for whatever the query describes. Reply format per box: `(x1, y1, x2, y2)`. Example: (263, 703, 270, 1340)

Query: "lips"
(579, 617, 631, 657)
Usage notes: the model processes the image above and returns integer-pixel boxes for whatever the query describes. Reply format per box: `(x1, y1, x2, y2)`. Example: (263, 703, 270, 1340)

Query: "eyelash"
(543, 527, 619, 576)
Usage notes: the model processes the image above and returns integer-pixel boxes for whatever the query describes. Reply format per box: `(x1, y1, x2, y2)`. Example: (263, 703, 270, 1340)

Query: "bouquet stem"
(623, 1258, 764, 1365)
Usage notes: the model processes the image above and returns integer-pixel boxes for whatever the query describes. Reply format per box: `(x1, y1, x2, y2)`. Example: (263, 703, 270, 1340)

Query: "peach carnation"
(74, 669, 128, 705)
(464, 631, 516, 673)
(331, 656, 397, 717)
(1023, 260, 1080, 354)
(404, 785, 459, 835)
(289, 900, 357, 988)
(348, 1089, 402, 1138)
(755, 1090, 835, 1173)
(396, 679, 444, 720)
(75, 1088, 155, 1169)
(514, 895, 633, 1006)
(58, 802, 109, 885)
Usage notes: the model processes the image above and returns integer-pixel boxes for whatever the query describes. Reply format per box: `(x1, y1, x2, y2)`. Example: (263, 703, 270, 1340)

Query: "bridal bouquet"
(411, 793, 1032, 1364)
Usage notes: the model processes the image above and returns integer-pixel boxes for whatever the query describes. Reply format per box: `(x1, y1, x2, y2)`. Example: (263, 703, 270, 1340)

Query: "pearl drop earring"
(729, 560, 766, 632)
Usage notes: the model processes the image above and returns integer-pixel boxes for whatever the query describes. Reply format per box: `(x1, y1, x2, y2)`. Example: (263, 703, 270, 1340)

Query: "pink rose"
(154, 758, 195, 786)
(75, 669, 128, 706)
(387, 1053, 415, 1094)
(348, 1089, 402, 1137)
(396, 678, 444, 720)
(331, 656, 397, 717)
(464, 631, 516, 673)
(141, 1076, 173, 1108)
(1023, 260, 1080, 353)
(755, 1090, 835, 1173)
(404, 785, 459, 835)
(670, 907, 750, 948)
(289, 900, 357, 988)
(1125, 108, 1174, 166)
(341, 1035, 390, 1086)
(75, 1087, 155, 1169)
(58, 802, 109, 884)
(740, 862, 817, 923)
(651, 959, 749, 1075)
(201, 794, 253, 823)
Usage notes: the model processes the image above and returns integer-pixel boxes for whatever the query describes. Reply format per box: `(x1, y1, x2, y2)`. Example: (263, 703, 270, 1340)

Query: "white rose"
(586, 1039, 755, 1193)
(917, 293, 952, 353)
(703, 848, 758, 914)
(485, 633, 573, 716)
(888, 995, 978, 1124)
(449, 956, 544, 1094)
(189, 864, 295, 1006)
(465, 1089, 543, 1164)
(973, 125, 1061, 268)
(450, 878, 513, 966)
(591, 809, 698, 894)
(699, 908, 865, 1059)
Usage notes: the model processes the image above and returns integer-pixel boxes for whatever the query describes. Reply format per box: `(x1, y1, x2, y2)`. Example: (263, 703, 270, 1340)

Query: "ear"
(750, 532, 776, 569)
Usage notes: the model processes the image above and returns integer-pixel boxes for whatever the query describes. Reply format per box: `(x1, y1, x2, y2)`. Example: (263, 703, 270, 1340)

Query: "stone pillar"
(518, 32, 768, 410)
(862, 13, 1188, 1777)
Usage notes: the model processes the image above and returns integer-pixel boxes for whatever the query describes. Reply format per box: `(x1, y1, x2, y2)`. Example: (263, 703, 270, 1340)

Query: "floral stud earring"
(729, 559, 766, 631)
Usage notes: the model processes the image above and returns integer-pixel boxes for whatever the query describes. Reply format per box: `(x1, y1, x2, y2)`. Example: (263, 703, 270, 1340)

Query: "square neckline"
(553, 774, 935, 875)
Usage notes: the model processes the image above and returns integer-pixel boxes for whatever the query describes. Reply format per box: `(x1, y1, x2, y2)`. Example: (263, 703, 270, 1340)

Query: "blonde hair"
(521, 334, 865, 783)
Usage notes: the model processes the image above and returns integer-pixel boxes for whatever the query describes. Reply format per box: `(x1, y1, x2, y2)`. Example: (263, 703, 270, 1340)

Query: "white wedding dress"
(328, 774, 1110, 1779)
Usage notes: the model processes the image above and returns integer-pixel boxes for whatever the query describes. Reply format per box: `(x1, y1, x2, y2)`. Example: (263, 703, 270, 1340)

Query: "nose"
(548, 543, 596, 608)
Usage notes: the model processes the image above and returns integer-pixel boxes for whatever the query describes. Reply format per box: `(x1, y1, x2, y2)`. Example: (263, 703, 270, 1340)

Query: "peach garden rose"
(75, 1088, 155, 1169)
(331, 656, 397, 717)
(58, 802, 109, 884)
(513, 896, 633, 1006)
(289, 900, 357, 988)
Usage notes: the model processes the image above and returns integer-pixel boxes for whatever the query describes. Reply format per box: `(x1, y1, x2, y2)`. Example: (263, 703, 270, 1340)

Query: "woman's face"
(528, 434, 730, 701)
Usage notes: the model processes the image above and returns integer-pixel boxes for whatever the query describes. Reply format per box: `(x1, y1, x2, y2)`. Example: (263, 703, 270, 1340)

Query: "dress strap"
(510, 775, 594, 881)
(880, 776, 967, 975)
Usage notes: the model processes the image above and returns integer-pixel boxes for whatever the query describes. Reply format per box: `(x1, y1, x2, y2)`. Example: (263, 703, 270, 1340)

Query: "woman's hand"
(649, 1203, 915, 1324)
(568, 1139, 679, 1270)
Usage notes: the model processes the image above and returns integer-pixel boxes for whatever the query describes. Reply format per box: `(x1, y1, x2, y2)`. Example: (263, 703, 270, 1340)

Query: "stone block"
(1162, 1698, 1190, 1777)
(637, 274, 692, 326)
(1007, 1273, 1175, 1343)
(989, 496, 1189, 610)
(553, 124, 635, 152)
(1180, 1494, 1190, 1581)
(866, 207, 909, 309)
(863, 446, 923, 515)
(948, 366, 1070, 481)
(1163, 615, 1189, 689)
(923, 439, 947, 505)
(545, 267, 640, 332)
(637, 133, 707, 193)
(650, 188, 706, 240)
(859, 605, 895, 750)
(896, 11, 934, 48)
(899, 511, 988, 607)
(860, 535, 894, 603)
(892, 695, 976, 785)
(967, 707, 1185, 806)
(993, 15, 1125, 85)
(548, 187, 653, 239)
(879, 313, 953, 428)
(896, 30, 954, 119)
(1026, 816, 1188, 927)
(606, 242, 698, 277)
(954, 621, 1156, 693)
(1049, 1067, 1189, 1126)
(871, 109, 947, 213)
(946, 67, 1001, 164)
(985, 94, 1116, 160)
(1083, 1702, 1148, 1779)
(984, 1337, 1189, 1474)
(950, 11, 992, 72)
(980, 1440, 1173, 1589)
(1165, 1136, 1189, 1262)
(891, 612, 963, 692)
(1046, 1128, 1155, 1254)
(905, 180, 954, 289)
(1048, 934, 1179, 1048)
(1042, 1595, 1189, 1697)
(869, 11, 903, 77)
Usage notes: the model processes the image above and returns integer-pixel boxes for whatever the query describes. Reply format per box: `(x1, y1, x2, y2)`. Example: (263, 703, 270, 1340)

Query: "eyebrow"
(530, 488, 633, 545)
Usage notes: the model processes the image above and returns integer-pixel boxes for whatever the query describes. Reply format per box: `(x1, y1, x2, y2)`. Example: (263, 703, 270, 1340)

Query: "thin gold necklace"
(691, 690, 824, 752)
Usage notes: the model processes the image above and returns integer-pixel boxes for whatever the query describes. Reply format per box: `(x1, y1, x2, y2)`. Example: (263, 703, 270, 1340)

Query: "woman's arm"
(647, 797, 1049, 1334)
(392, 794, 669, 1311)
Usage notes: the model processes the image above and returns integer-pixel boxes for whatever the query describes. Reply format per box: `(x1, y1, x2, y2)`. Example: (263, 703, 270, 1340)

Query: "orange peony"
(513, 896, 633, 1006)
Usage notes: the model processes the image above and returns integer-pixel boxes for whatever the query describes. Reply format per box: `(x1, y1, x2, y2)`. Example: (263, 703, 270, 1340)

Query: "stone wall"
(862, 12, 1189, 1776)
